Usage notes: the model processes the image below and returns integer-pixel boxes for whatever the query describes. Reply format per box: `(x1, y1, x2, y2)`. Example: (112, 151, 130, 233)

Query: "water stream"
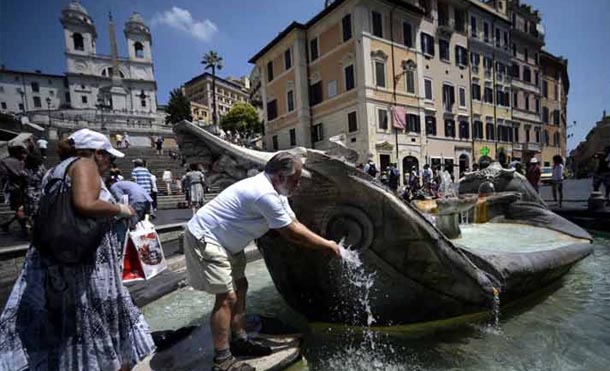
(143, 232, 610, 371)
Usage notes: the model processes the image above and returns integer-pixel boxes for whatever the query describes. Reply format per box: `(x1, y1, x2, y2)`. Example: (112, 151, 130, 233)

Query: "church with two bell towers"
(60, 0, 157, 113)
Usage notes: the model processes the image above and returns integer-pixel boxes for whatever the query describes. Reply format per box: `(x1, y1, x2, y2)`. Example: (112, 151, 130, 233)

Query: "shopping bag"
(122, 219, 167, 282)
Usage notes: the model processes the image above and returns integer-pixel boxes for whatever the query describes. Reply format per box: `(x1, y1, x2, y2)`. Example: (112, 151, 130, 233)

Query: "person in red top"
(526, 157, 541, 192)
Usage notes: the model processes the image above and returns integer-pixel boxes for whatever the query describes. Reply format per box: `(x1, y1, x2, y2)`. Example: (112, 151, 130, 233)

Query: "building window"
(553, 110, 560, 126)
(378, 109, 388, 130)
(310, 38, 319, 61)
(372, 11, 383, 37)
(542, 107, 549, 124)
(272, 135, 278, 150)
(31, 82, 39, 92)
(544, 130, 550, 146)
(483, 22, 490, 42)
(18, 103, 24, 111)
(535, 71, 539, 86)
(459, 121, 469, 139)
(425, 115, 437, 135)
(535, 129, 540, 143)
(406, 70, 415, 94)
(439, 39, 450, 61)
(407, 114, 420, 132)
(542, 81, 548, 98)
(535, 98, 540, 113)
(513, 91, 519, 108)
(342, 14, 352, 41)
(0, 102, 6, 110)
(484, 87, 493, 104)
(141, 99, 146, 107)
(554, 132, 560, 146)
(444, 119, 456, 138)
(267, 61, 274, 82)
(284, 49, 292, 70)
(442, 84, 455, 112)
(267, 99, 278, 120)
(345, 64, 355, 91)
(471, 52, 480, 67)
(81, 95, 88, 104)
(483, 57, 493, 76)
(524, 48, 529, 62)
(438, 2, 449, 26)
(290, 128, 296, 146)
(455, 46, 468, 67)
(503, 31, 509, 48)
(312, 123, 324, 142)
(403, 22, 413, 48)
(495, 28, 501, 47)
(73, 33, 84, 51)
(554, 84, 558, 100)
(375, 61, 386, 88)
(65, 92, 71, 102)
(474, 120, 483, 139)
(348, 111, 358, 132)
(455, 8, 466, 33)
(421, 33, 435, 56)
(327, 80, 338, 98)
(459, 87, 466, 107)
(472, 83, 481, 101)
(514, 126, 520, 143)
(309, 81, 323, 106)
(424, 78, 433, 100)
(470, 16, 478, 37)
(524, 94, 530, 111)
(287, 90, 294, 112)
(134, 42, 144, 58)
(486, 122, 495, 140)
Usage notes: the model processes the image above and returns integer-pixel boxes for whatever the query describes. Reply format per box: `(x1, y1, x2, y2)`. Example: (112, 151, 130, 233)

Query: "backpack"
(367, 163, 378, 177)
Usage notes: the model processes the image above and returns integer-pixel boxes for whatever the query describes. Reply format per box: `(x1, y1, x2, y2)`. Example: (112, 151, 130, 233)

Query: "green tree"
(201, 50, 223, 126)
(165, 88, 192, 125)
(220, 102, 262, 135)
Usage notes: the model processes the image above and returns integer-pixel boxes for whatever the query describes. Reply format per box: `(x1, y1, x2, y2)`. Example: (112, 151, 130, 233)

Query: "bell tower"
(60, 0, 97, 56)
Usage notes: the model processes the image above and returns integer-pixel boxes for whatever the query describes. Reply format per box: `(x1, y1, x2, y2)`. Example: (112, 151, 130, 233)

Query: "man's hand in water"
(327, 240, 341, 258)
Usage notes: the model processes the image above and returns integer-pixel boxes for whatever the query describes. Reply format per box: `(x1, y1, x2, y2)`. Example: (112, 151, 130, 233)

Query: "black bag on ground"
(33, 158, 108, 265)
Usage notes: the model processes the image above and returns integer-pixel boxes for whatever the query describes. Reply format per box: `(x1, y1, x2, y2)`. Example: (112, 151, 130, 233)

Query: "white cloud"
(152, 7, 218, 42)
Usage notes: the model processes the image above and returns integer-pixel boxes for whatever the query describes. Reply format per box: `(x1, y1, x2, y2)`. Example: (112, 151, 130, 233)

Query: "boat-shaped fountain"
(174, 121, 594, 326)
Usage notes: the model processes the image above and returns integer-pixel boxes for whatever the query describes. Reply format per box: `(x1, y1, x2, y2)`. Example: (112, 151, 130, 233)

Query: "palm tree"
(201, 51, 223, 126)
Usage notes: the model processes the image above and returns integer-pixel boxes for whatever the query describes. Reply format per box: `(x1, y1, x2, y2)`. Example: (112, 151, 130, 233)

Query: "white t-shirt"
(36, 139, 48, 149)
(552, 164, 564, 182)
(162, 170, 172, 182)
(150, 174, 158, 192)
(187, 172, 295, 254)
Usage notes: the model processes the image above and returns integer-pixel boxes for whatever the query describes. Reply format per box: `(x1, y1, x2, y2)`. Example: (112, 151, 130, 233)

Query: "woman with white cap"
(0, 129, 155, 371)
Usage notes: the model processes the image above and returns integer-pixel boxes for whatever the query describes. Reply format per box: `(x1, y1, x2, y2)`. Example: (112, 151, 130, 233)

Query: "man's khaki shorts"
(184, 228, 246, 294)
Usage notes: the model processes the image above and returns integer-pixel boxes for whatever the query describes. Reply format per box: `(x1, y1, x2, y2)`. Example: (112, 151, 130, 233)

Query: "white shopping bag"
(122, 218, 167, 282)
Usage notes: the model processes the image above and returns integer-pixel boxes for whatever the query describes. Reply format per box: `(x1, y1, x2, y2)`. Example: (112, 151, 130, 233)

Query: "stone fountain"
(174, 121, 596, 326)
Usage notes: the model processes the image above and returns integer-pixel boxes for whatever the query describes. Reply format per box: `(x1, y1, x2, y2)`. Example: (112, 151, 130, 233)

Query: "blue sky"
(0, 0, 608, 150)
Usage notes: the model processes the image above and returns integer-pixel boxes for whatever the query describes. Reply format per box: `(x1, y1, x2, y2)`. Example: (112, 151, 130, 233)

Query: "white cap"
(69, 129, 124, 158)
(530, 157, 538, 163)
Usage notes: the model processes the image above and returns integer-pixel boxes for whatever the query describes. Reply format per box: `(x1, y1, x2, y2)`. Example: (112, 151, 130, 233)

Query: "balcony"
(512, 27, 545, 45)
(524, 142, 541, 152)
(513, 143, 523, 151)
(437, 18, 454, 36)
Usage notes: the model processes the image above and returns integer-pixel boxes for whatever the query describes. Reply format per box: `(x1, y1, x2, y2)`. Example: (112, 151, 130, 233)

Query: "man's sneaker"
(230, 338, 272, 357)
(212, 355, 255, 371)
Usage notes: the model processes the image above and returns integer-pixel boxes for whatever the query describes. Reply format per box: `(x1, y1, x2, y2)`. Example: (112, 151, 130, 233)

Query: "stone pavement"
(539, 177, 598, 208)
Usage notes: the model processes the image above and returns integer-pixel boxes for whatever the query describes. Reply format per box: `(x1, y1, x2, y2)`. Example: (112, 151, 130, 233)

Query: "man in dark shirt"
(593, 147, 610, 203)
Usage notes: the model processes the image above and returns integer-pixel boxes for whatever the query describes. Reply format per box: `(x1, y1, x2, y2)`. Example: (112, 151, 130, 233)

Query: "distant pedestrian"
(526, 157, 541, 193)
(123, 132, 131, 149)
(131, 158, 154, 216)
(155, 136, 164, 155)
(0, 144, 28, 237)
(422, 164, 433, 195)
(162, 168, 173, 195)
(387, 164, 400, 192)
(552, 155, 564, 208)
(24, 153, 46, 229)
(36, 137, 48, 158)
(186, 163, 205, 215)
(593, 147, 610, 204)
(150, 172, 158, 217)
(363, 159, 378, 178)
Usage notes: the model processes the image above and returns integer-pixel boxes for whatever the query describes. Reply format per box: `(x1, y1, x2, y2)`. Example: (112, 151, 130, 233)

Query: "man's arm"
(276, 220, 340, 256)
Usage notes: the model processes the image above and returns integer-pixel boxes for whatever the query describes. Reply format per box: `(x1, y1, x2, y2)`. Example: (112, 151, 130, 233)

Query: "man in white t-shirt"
(184, 152, 340, 371)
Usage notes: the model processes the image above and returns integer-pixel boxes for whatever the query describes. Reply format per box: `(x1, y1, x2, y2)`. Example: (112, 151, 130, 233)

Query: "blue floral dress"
(0, 157, 155, 370)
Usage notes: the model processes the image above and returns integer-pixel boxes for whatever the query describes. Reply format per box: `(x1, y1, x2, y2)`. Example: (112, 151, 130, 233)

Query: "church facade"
(1, 0, 158, 118)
